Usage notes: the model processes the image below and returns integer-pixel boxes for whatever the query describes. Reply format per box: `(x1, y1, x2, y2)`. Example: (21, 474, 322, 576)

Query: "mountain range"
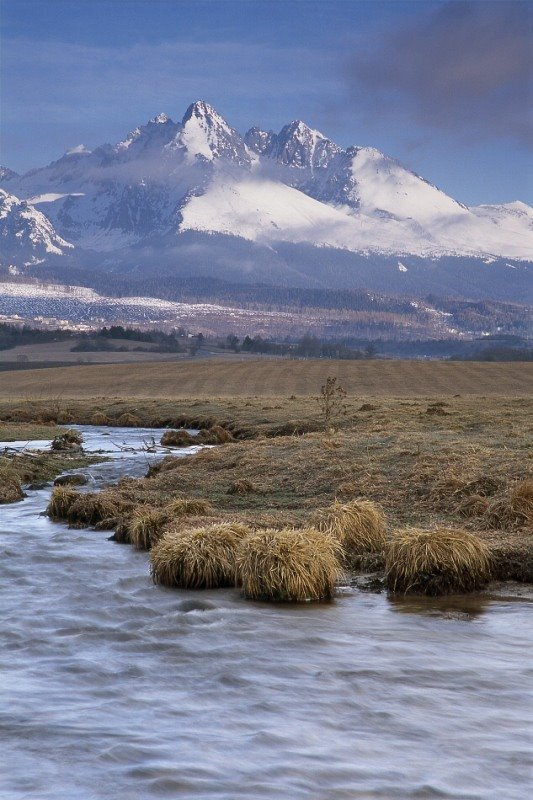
(1, 100, 532, 302)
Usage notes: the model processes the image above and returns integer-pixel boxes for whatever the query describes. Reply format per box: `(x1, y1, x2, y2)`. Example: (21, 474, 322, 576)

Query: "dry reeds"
(485, 480, 533, 530)
(46, 486, 79, 518)
(236, 528, 342, 602)
(150, 524, 245, 588)
(313, 499, 386, 556)
(386, 527, 491, 595)
(0, 466, 24, 504)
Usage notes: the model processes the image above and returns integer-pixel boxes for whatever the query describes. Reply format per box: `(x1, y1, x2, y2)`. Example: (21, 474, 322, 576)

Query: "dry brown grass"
(51, 429, 83, 451)
(0, 359, 530, 399)
(90, 412, 111, 426)
(129, 506, 170, 550)
(116, 412, 141, 427)
(46, 486, 80, 518)
(66, 490, 131, 528)
(227, 479, 255, 495)
(150, 524, 245, 588)
(236, 527, 342, 602)
(201, 425, 234, 444)
(161, 429, 196, 447)
(386, 527, 491, 595)
(0, 466, 24, 504)
(313, 499, 386, 557)
(456, 494, 490, 518)
(485, 480, 533, 530)
(166, 498, 214, 517)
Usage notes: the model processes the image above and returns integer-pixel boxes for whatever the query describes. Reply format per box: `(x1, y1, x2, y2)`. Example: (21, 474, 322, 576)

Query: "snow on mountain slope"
(180, 174, 358, 246)
(1, 100, 532, 266)
(179, 172, 533, 260)
(0, 189, 73, 265)
(344, 147, 468, 222)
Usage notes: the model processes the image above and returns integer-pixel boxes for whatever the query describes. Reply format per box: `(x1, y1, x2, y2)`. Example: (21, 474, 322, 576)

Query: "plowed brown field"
(0, 358, 531, 398)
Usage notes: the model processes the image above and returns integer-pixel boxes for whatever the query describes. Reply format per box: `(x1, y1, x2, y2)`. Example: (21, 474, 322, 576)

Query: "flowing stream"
(1, 426, 531, 800)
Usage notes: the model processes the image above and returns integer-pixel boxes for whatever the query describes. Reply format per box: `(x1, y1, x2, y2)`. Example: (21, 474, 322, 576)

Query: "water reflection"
(388, 592, 492, 619)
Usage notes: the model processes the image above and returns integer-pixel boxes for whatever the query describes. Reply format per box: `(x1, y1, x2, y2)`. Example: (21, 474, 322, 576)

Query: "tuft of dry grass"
(56, 411, 75, 424)
(386, 527, 491, 595)
(90, 411, 111, 426)
(313, 499, 386, 557)
(227, 479, 255, 495)
(66, 490, 130, 528)
(485, 480, 533, 530)
(129, 506, 170, 550)
(46, 486, 79, 518)
(456, 494, 490, 518)
(196, 426, 234, 445)
(116, 412, 141, 427)
(236, 527, 342, 602)
(165, 498, 214, 517)
(150, 524, 245, 588)
(0, 466, 24, 504)
(161, 429, 196, 447)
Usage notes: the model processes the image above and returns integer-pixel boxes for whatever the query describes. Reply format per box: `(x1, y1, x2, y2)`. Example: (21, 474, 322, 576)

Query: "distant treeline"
(0, 323, 71, 351)
(1, 321, 530, 362)
(449, 346, 533, 362)
(71, 326, 189, 353)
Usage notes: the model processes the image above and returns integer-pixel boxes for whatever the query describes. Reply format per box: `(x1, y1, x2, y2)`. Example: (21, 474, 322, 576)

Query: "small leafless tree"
(317, 376, 347, 430)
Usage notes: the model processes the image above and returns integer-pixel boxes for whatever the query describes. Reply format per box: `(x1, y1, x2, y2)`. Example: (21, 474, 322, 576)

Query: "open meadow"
(1, 358, 531, 584)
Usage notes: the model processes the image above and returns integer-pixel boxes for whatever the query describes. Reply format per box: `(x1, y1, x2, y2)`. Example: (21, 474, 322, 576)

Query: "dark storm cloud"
(346, 1, 532, 146)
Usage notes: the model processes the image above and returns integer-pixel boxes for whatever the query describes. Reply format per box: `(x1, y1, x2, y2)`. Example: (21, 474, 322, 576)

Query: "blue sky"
(1, 0, 531, 205)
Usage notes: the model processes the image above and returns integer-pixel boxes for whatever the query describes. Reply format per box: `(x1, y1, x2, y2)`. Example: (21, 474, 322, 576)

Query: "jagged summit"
(174, 100, 250, 165)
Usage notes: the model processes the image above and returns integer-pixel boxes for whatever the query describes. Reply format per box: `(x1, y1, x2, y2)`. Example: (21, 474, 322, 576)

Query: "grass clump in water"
(129, 506, 170, 550)
(46, 486, 79, 518)
(51, 429, 83, 452)
(236, 527, 342, 602)
(386, 527, 491, 595)
(150, 523, 248, 588)
(66, 490, 129, 528)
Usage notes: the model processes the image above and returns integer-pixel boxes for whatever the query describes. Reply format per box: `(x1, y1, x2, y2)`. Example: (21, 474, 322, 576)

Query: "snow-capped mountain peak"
(173, 100, 251, 166)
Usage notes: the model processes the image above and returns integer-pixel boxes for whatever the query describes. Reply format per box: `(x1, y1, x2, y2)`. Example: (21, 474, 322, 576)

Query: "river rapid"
(1, 426, 531, 800)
